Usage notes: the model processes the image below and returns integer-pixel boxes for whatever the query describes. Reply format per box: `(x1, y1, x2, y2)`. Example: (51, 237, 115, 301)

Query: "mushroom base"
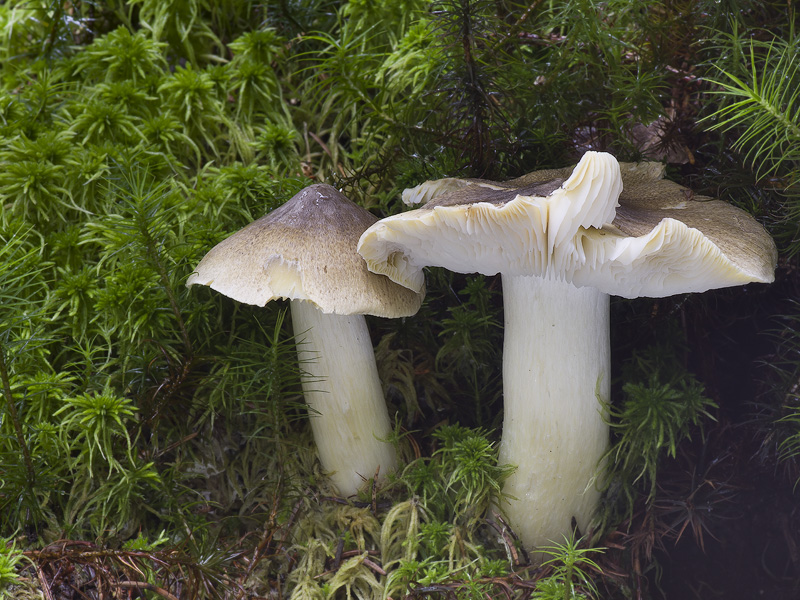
(498, 275, 610, 556)
(291, 300, 398, 496)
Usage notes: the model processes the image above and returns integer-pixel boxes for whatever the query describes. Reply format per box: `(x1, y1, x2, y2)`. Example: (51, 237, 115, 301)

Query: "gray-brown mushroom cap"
(510, 161, 778, 290)
(361, 151, 624, 293)
(187, 183, 423, 317)
(381, 159, 778, 299)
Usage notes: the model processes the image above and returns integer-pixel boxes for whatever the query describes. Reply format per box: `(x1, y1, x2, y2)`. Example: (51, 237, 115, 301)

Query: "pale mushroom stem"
(290, 300, 397, 496)
(498, 274, 610, 552)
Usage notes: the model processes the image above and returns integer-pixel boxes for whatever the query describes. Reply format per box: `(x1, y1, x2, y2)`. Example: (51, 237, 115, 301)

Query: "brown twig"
(114, 580, 180, 600)
(488, 510, 531, 568)
(36, 565, 55, 600)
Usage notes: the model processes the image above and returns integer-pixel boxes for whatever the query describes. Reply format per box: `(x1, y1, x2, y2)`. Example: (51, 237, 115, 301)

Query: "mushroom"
(357, 152, 776, 552)
(188, 184, 423, 496)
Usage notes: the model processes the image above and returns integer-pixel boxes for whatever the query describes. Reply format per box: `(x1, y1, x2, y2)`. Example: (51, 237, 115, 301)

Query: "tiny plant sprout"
(188, 184, 423, 496)
(358, 152, 777, 554)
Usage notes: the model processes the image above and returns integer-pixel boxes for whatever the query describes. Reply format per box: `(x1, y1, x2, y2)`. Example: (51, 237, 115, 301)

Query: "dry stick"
(316, 551, 385, 579)
(114, 581, 180, 600)
(489, 511, 531, 569)
(154, 431, 199, 459)
(370, 465, 380, 515)
(0, 346, 36, 491)
(67, 581, 93, 600)
(36, 565, 56, 600)
(244, 496, 303, 580)
(361, 558, 386, 576)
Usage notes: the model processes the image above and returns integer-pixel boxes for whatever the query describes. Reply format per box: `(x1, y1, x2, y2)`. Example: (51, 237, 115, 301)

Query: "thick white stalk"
(498, 275, 609, 553)
(290, 300, 397, 496)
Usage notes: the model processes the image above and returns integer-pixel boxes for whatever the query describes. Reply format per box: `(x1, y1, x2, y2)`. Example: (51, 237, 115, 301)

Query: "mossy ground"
(1, 1, 799, 599)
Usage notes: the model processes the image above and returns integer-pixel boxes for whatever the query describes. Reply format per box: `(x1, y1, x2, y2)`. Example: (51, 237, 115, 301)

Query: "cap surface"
(360, 154, 777, 299)
(575, 162, 777, 296)
(358, 152, 623, 293)
(187, 183, 423, 316)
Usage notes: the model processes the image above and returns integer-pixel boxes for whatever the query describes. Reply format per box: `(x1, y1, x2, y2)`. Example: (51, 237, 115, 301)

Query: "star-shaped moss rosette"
(358, 152, 776, 553)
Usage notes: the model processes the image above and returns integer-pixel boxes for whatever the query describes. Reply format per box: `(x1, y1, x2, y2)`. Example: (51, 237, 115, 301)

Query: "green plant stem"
(564, 561, 573, 600)
(0, 343, 36, 491)
(154, 256, 193, 357)
(138, 222, 193, 358)
(459, 2, 489, 171)
(43, 3, 65, 58)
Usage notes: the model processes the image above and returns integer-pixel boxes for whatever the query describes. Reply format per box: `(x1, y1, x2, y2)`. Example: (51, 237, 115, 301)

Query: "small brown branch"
(361, 557, 386, 576)
(114, 581, 180, 600)
(371, 465, 380, 515)
(488, 511, 530, 568)
(36, 566, 55, 600)
(0, 346, 36, 491)
(244, 493, 300, 580)
(154, 431, 200, 458)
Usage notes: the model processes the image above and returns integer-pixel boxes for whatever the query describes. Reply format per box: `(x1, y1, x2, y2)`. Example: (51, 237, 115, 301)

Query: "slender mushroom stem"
(498, 274, 609, 552)
(290, 300, 397, 496)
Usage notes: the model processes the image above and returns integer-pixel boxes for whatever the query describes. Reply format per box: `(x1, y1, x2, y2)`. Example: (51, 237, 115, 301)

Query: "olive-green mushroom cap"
(187, 183, 423, 317)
